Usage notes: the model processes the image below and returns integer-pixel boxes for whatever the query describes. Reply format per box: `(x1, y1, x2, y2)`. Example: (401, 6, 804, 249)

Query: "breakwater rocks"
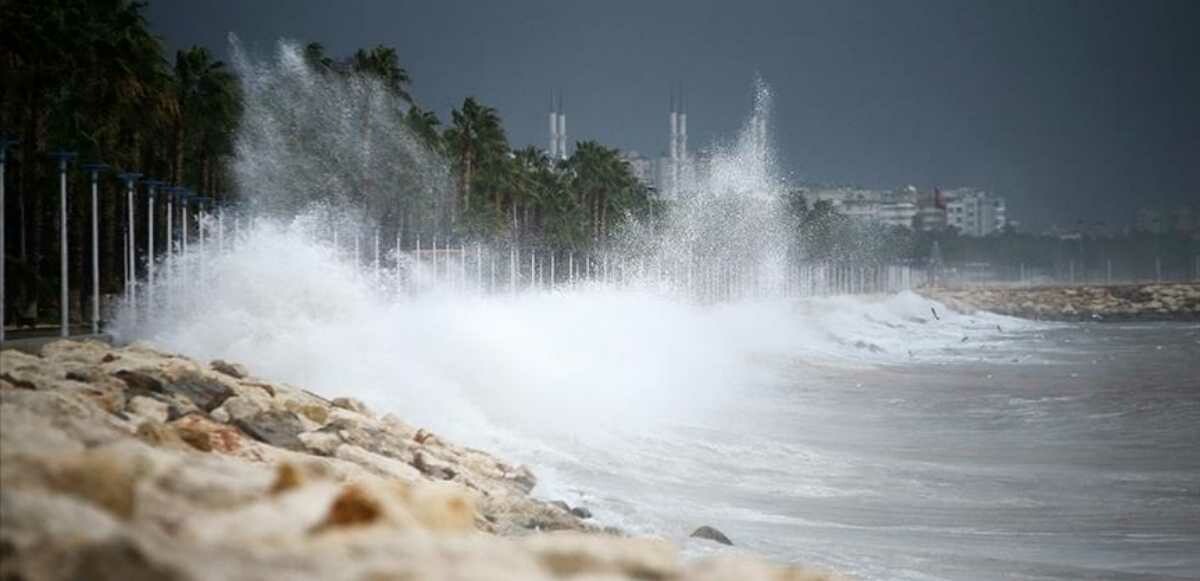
(921, 282, 1200, 321)
(0, 340, 844, 581)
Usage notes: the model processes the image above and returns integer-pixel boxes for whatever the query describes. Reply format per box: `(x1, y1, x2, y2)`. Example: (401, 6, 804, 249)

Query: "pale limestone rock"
(126, 395, 170, 424)
(524, 532, 679, 579)
(331, 396, 372, 416)
(210, 359, 249, 379)
(0, 340, 841, 580)
(298, 430, 342, 456)
(219, 394, 270, 422)
(0, 402, 88, 459)
(686, 555, 851, 581)
(333, 444, 423, 483)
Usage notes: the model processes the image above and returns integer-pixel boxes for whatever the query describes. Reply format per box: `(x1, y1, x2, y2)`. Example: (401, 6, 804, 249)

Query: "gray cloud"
(147, 0, 1200, 229)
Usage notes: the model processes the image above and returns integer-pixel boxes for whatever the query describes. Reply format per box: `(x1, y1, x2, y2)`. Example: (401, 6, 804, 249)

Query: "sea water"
(112, 223, 1200, 580)
(113, 41, 1200, 579)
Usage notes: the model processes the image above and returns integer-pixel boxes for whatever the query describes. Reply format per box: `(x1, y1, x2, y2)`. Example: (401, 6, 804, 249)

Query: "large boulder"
(233, 410, 307, 452)
(690, 525, 733, 546)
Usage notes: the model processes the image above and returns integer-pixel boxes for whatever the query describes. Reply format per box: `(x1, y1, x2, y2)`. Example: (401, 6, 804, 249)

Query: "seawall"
(919, 282, 1200, 321)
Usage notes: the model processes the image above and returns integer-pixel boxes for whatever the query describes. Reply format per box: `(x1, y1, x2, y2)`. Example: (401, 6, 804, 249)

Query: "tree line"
(1, 0, 657, 323)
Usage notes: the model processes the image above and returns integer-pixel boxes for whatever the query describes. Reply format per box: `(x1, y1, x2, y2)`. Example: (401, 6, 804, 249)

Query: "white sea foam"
(112, 217, 1036, 450)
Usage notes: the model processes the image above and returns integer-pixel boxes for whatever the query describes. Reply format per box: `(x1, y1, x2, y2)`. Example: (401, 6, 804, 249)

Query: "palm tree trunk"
(174, 121, 184, 184)
(600, 192, 609, 239)
(463, 152, 472, 215)
(201, 153, 210, 195)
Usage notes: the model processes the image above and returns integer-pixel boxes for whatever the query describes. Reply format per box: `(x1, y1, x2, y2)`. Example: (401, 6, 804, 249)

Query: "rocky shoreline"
(920, 282, 1200, 322)
(0, 340, 843, 580)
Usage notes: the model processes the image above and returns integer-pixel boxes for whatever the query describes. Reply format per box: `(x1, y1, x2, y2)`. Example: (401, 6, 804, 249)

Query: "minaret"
(556, 93, 567, 160)
(669, 91, 678, 163)
(678, 88, 687, 162)
(548, 90, 559, 158)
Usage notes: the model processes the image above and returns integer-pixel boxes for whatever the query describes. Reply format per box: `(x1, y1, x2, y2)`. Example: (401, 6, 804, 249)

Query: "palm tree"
(303, 42, 336, 74)
(351, 46, 412, 103)
(405, 106, 443, 153)
(172, 47, 239, 193)
(445, 97, 508, 226)
(567, 141, 616, 240)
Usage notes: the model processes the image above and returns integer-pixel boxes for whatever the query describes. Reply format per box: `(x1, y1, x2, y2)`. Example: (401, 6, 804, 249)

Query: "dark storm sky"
(146, 0, 1199, 229)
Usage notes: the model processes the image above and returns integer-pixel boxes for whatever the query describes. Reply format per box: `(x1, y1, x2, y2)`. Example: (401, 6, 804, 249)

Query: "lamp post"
(81, 163, 109, 334)
(197, 197, 209, 250)
(0, 136, 19, 343)
(164, 187, 178, 262)
(49, 151, 77, 337)
(180, 191, 190, 258)
(143, 180, 166, 306)
(116, 172, 141, 306)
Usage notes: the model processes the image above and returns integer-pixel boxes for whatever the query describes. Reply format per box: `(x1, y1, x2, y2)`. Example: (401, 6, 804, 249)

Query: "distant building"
(1169, 206, 1197, 236)
(620, 150, 655, 187)
(802, 185, 920, 230)
(943, 188, 1006, 236)
(1135, 208, 1165, 234)
(798, 184, 1005, 236)
(915, 188, 947, 232)
(1135, 206, 1199, 237)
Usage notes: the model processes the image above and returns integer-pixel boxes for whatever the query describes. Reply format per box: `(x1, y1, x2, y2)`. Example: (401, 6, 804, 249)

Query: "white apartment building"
(804, 185, 920, 229)
(944, 188, 1007, 236)
(801, 184, 1006, 236)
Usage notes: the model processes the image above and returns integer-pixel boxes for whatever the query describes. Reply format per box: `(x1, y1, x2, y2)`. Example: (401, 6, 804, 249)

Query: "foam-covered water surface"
(112, 221, 1200, 580)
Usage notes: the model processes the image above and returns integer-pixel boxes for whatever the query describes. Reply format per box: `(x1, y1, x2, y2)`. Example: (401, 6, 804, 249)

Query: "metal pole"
(146, 183, 157, 306)
(60, 159, 69, 335)
(51, 152, 76, 337)
(0, 138, 18, 342)
(165, 189, 174, 274)
(117, 173, 140, 307)
(181, 196, 189, 258)
(82, 164, 107, 334)
(0, 149, 3, 341)
(509, 246, 516, 295)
